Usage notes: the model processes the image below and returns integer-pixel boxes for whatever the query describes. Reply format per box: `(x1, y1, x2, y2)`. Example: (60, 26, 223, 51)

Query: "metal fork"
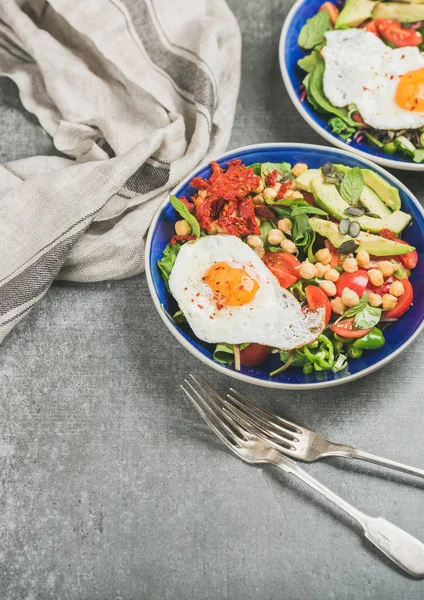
(181, 375, 424, 578)
(223, 388, 424, 479)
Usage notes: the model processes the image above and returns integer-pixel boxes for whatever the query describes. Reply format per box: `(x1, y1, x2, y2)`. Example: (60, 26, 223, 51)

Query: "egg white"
(169, 235, 324, 349)
(322, 29, 424, 130)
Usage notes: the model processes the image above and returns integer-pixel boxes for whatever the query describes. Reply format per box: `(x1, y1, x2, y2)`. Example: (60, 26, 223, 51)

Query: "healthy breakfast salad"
(296, 0, 424, 162)
(157, 158, 417, 376)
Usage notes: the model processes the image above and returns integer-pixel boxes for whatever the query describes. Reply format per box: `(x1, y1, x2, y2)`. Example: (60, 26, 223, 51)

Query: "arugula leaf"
(213, 343, 249, 365)
(297, 51, 320, 73)
(343, 293, 369, 318)
(291, 204, 328, 217)
(339, 167, 364, 207)
(261, 162, 292, 181)
(298, 10, 331, 50)
(157, 242, 181, 290)
(246, 162, 262, 176)
(169, 195, 200, 238)
(329, 117, 356, 140)
(354, 305, 382, 330)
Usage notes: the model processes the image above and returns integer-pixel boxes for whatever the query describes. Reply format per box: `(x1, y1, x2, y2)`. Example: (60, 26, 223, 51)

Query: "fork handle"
(274, 456, 424, 577)
(348, 448, 424, 480)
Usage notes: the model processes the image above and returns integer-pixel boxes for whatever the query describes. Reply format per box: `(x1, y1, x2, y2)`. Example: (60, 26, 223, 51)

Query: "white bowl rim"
(279, 0, 424, 173)
(145, 142, 424, 390)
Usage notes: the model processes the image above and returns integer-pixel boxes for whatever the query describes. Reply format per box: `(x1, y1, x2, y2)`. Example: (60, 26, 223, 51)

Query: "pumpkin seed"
(339, 239, 359, 254)
(322, 162, 335, 176)
(339, 219, 351, 235)
(345, 206, 364, 217)
(348, 221, 361, 238)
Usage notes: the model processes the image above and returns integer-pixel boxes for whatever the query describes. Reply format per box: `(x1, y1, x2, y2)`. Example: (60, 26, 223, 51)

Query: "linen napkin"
(0, 0, 241, 342)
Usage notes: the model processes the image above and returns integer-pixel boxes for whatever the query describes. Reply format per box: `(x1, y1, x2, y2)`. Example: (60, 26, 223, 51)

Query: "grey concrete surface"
(1, 1, 423, 598)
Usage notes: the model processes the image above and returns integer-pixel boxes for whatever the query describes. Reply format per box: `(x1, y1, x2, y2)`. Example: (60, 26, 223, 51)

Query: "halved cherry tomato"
(336, 269, 369, 298)
(362, 20, 379, 37)
(382, 278, 413, 319)
(319, 2, 339, 25)
(375, 19, 423, 47)
(330, 317, 373, 339)
(239, 343, 270, 367)
(305, 285, 331, 325)
(324, 240, 340, 268)
(263, 251, 301, 289)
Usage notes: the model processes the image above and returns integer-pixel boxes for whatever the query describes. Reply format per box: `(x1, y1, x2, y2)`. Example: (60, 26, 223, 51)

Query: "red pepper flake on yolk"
(203, 261, 259, 308)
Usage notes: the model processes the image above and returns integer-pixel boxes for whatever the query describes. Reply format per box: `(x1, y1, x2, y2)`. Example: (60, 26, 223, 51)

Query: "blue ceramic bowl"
(145, 144, 424, 389)
(279, 0, 424, 172)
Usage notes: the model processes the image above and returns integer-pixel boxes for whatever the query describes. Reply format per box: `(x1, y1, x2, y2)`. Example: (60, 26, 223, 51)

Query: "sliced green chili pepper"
(303, 334, 335, 370)
(352, 327, 385, 350)
(303, 363, 313, 374)
(349, 347, 363, 359)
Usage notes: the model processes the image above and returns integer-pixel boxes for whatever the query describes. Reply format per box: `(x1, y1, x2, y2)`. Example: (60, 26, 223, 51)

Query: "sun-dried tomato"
(254, 205, 275, 221)
(179, 195, 195, 214)
(276, 180, 295, 200)
(265, 169, 279, 187)
(239, 197, 260, 234)
(170, 234, 196, 246)
(380, 228, 396, 240)
(216, 216, 252, 237)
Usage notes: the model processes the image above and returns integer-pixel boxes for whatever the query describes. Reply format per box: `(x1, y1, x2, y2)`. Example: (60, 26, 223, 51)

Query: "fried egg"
(322, 29, 424, 130)
(169, 235, 324, 349)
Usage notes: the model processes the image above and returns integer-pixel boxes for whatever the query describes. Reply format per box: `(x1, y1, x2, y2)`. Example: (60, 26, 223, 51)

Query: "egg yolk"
(202, 261, 259, 308)
(395, 68, 424, 112)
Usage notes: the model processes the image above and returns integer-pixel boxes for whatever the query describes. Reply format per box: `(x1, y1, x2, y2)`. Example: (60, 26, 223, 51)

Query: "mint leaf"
(354, 305, 382, 330)
(169, 195, 200, 238)
(298, 11, 332, 50)
(343, 293, 369, 318)
(339, 167, 364, 206)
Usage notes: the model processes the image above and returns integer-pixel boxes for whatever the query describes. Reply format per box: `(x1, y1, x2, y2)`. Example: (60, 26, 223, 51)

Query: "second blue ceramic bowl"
(279, 0, 424, 172)
(145, 143, 424, 389)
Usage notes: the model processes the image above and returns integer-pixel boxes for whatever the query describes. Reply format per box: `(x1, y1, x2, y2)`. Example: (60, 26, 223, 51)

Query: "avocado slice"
(333, 165, 392, 217)
(336, 0, 378, 28)
(372, 2, 424, 22)
(310, 218, 415, 256)
(310, 174, 411, 234)
(295, 168, 320, 191)
(334, 165, 401, 211)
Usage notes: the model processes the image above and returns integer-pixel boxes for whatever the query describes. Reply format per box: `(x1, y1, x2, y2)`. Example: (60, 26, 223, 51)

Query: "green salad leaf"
(291, 204, 328, 217)
(259, 220, 274, 247)
(213, 343, 249, 365)
(261, 162, 292, 181)
(169, 195, 200, 238)
(297, 51, 320, 73)
(343, 293, 369, 318)
(298, 10, 332, 50)
(157, 242, 181, 290)
(246, 162, 262, 175)
(339, 167, 364, 206)
(354, 305, 382, 330)
(172, 310, 186, 323)
(329, 117, 356, 140)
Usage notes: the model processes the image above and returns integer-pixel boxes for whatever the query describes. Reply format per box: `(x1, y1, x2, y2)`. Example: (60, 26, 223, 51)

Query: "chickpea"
(356, 250, 370, 269)
(324, 268, 340, 282)
(299, 261, 317, 280)
(368, 292, 382, 308)
(341, 287, 360, 307)
(330, 297, 346, 316)
(254, 179, 264, 194)
(252, 193, 265, 205)
(263, 187, 277, 201)
(277, 218, 292, 235)
(255, 245, 265, 259)
(377, 260, 396, 278)
(175, 219, 191, 236)
(368, 268, 384, 287)
(315, 248, 332, 265)
(389, 280, 405, 297)
(255, 216, 261, 228)
(315, 262, 330, 278)
(382, 293, 398, 310)
(319, 280, 337, 297)
(291, 162, 308, 178)
(342, 257, 358, 273)
(284, 190, 303, 200)
(268, 229, 284, 246)
(280, 239, 297, 254)
(274, 182, 282, 193)
(247, 235, 263, 249)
